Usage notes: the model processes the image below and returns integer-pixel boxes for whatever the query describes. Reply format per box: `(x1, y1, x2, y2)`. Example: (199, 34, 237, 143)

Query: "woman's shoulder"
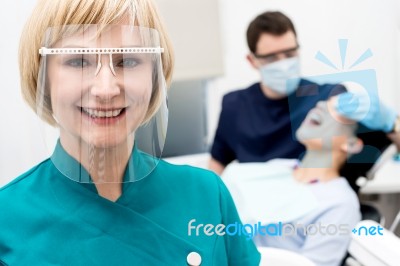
(156, 159, 221, 186)
(0, 159, 54, 231)
(146, 160, 232, 220)
(152, 159, 230, 200)
(0, 159, 52, 195)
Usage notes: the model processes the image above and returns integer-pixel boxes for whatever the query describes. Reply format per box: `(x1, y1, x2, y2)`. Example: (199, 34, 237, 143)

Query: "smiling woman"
(0, 0, 261, 265)
(40, 25, 159, 183)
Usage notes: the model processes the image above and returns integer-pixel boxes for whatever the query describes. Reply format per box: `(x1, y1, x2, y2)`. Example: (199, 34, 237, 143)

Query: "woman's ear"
(341, 137, 364, 155)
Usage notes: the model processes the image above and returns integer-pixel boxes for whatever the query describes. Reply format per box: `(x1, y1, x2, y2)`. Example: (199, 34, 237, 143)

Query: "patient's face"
(296, 96, 357, 149)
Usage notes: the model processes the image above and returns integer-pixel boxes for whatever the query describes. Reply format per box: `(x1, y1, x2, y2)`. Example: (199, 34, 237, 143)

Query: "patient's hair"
(246, 11, 297, 54)
(341, 128, 392, 192)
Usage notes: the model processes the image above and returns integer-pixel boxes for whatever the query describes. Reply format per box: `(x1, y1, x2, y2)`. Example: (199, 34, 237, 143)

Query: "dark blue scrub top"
(211, 79, 346, 165)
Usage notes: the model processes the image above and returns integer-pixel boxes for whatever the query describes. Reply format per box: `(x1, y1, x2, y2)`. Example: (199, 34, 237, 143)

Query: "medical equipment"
(258, 247, 316, 266)
(347, 220, 400, 266)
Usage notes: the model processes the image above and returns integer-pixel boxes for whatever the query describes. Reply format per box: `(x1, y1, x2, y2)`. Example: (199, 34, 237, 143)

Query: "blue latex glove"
(335, 91, 397, 132)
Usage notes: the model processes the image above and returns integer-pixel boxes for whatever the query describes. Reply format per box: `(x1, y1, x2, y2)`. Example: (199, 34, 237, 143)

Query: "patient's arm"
(299, 204, 360, 266)
(208, 157, 225, 175)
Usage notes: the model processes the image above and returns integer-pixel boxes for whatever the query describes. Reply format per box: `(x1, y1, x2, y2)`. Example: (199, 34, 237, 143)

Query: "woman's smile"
(79, 106, 127, 125)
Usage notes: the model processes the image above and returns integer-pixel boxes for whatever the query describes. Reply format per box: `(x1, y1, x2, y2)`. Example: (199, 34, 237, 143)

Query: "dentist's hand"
(335, 90, 397, 132)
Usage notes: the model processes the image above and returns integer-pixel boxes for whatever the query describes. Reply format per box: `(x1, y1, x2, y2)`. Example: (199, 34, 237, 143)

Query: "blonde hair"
(19, 0, 174, 125)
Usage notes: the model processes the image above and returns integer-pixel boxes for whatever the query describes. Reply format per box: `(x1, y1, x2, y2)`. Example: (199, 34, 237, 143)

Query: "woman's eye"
(65, 58, 90, 68)
(117, 58, 139, 68)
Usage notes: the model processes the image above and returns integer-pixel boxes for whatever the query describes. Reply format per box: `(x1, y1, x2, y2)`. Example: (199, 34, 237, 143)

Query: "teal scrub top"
(0, 141, 260, 265)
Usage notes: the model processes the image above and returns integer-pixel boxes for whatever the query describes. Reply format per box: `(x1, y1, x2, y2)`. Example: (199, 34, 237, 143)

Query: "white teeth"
(82, 108, 123, 118)
(112, 110, 122, 116)
(309, 112, 322, 124)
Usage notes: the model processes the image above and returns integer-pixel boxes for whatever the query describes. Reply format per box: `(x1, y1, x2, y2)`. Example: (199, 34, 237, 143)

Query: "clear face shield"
(36, 25, 168, 183)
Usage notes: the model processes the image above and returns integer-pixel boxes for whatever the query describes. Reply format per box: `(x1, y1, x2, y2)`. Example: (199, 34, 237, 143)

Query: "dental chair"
(346, 220, 400, 266)
(258, 247, 316, 266)
(359, 203, 384, 226)
(345, 141, 395, 266)
(340, 128, 392, 194)
(354, 143, 399, 228)
(344, 144, 400, 266)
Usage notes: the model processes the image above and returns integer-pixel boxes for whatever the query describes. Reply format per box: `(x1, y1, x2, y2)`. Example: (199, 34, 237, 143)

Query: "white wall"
(0, 1, 49, 186)
(155, 0, 224, 80)
(1, 0, 399, 186)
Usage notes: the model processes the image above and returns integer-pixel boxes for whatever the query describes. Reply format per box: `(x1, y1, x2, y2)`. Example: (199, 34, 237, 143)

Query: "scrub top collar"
(48, 141, 205, 263)
(51, 139, 155, 187)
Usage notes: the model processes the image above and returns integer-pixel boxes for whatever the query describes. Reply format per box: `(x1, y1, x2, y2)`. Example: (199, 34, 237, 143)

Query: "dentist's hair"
(246, 11, 297, 54)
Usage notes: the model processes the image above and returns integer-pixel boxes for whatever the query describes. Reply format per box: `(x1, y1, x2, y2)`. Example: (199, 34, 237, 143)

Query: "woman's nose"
(90, 62, 121, 100)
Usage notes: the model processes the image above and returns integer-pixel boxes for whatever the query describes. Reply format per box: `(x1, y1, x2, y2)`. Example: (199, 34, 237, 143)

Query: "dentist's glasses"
(253, 45, 299, 65)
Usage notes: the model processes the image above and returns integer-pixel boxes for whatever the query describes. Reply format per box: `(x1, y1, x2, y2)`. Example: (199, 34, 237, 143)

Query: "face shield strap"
(39, 47, 164, 55)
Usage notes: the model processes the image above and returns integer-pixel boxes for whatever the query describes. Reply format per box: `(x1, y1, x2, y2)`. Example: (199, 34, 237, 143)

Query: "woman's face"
(46, 25, 154, 148)
(296, 96, 357, 150)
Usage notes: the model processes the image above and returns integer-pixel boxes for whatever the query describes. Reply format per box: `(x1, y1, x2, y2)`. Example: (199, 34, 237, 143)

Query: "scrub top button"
(187, 251, 201, 266)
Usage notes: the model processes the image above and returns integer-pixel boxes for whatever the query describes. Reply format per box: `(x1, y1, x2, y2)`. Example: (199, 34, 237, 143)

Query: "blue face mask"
(260, 57, 301, 96)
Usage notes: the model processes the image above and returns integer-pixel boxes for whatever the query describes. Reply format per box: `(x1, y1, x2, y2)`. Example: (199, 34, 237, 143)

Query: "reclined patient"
(222, 96, 362, 266)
